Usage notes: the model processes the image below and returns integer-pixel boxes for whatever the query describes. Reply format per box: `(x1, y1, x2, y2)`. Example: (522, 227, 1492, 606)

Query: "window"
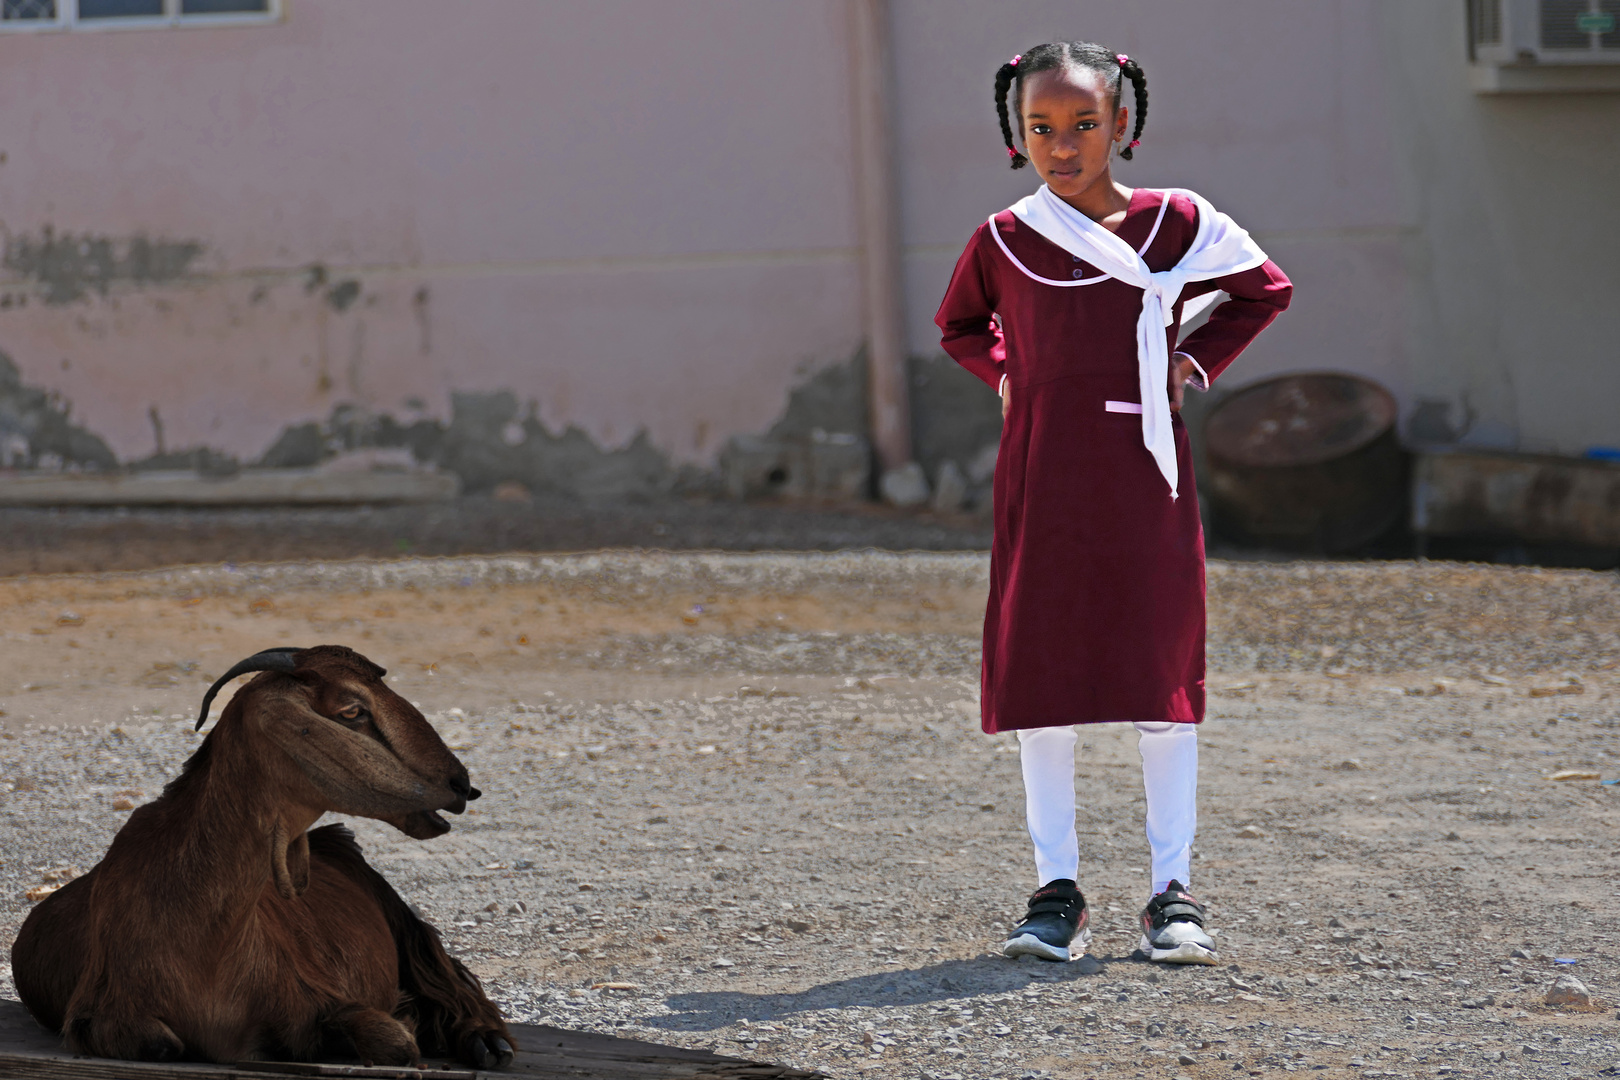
(0, 0, 276, 30)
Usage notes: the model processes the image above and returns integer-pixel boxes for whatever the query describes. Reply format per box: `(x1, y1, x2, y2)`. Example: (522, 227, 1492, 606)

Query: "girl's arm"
(934, 226, 1006, 391)
(1173, 260, 1293, 388)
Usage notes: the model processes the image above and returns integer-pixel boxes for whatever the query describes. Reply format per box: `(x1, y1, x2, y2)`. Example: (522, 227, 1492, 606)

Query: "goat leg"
(67, 1011, 185, 1062)
(322, 1004, 419, 1068)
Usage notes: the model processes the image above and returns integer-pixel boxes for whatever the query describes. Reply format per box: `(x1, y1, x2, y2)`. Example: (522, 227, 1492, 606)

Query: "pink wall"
(1, 0, 1615, 471)
(0, 0, 864, 465)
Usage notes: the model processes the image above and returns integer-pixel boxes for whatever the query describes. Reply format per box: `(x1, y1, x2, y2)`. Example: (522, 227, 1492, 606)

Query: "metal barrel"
(1203, 373, 1404, 553)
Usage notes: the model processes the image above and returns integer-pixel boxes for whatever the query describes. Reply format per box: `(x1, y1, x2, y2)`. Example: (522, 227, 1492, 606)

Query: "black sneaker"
(1138, 880, 1218, 965)
(1003, 879, 1091, 962)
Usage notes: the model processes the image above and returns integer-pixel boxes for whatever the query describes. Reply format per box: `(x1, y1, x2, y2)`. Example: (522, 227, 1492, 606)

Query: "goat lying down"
(10, 645, 515, 1069)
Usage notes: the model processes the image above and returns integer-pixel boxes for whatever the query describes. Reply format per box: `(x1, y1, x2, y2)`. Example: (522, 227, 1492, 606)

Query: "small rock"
(1336, 759, 1364, 771)
(1461, 994, 1495, 1008)
(1227, 973, 1255, 992)
(1549, 769, 1601, 781)
(1521, 1043, 1541, 1055)
(1144, 1022, 1165, 1037)
(1545, 974, 1591, 1008)
(711, 958, 735, 968)
(483, 901, 501, 912)
(112, 797, 136, 811)
(1510, 948, 1532, 960)
(508, 901, 527, 915)
(1237, 825, 1267, 839)
(1529, 683, 1583, 697)
(23, 884, 61, 902)
(931, 460, 969, 513)
(879, 462, 930, 508)
(578, 882, 595, 891)
(1443, 831, 1461, 841)
(1327, 917, 1345, 928)
(1075, 954, 1102, 975)
(967, 442, 999, 484)
(1178, 1052, 1198, 1066)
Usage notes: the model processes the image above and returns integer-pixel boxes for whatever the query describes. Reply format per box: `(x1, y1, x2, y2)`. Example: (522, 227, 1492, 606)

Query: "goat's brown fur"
(10, 645, 514, 1068)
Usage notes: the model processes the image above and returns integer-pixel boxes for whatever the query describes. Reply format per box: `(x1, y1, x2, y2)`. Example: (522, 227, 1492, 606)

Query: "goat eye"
(337, 705, 364, 721)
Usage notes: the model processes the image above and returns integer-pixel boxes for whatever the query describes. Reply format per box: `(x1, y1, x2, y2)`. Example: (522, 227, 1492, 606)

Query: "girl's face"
(1017, 65, 1129, 201)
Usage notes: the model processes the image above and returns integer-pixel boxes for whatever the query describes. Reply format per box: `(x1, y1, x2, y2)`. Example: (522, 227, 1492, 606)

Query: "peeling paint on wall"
(255, 393, 679, 501)
(0, 333, 1003, 508)
(0, 350, 117, 470)
(2, 228, 205, 305)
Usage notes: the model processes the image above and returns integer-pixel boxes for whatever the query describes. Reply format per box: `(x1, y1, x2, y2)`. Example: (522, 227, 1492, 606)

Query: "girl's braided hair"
(994, 41, 1147, 169)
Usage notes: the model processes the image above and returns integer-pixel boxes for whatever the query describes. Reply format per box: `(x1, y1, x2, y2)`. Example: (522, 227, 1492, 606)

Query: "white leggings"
(1017, 722, 1197, 895)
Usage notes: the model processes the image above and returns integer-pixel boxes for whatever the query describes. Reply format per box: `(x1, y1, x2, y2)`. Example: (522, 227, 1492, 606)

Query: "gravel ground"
(3, 552, 1619, 1079)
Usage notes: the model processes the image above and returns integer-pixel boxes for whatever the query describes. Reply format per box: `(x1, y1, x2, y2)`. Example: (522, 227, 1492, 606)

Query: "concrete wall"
(0, 0, 867, 493)
(1380, 2, 1620, 457)
(0, 0, 1615, 496)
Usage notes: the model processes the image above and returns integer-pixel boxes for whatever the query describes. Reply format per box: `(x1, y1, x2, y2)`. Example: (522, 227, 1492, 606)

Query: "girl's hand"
(1168, 355, 1198, 413)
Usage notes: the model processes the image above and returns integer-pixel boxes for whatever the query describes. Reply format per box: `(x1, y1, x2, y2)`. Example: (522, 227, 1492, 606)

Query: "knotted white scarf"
(1007, 186, 1269, 499)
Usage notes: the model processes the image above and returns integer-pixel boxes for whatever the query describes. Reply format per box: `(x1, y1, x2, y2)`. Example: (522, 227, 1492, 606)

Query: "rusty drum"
(1203, 373, 1404, 553)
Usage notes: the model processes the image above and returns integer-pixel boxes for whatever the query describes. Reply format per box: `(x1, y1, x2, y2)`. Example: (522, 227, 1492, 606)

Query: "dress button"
(1072, 269, 1084, 279)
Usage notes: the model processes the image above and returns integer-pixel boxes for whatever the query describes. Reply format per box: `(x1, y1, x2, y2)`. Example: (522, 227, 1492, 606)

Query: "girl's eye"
(1030, 124, 1052, 135)
(1077, 122, 1098, 131)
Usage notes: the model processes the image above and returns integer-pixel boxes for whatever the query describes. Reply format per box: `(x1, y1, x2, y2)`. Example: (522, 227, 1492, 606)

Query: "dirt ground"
(0, 496, 995, 577)
(2, 552, 1619, 1079)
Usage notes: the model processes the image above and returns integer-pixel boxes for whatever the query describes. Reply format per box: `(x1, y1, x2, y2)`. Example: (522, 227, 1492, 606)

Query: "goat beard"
(387, 809, 454, 839)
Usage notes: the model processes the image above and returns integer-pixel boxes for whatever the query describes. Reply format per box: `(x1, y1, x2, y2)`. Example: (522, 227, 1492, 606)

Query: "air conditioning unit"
(1469, 0, 1620, 90)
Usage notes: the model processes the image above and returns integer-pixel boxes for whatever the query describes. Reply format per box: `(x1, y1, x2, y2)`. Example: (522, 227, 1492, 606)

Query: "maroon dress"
(935, 188, 1292, 733)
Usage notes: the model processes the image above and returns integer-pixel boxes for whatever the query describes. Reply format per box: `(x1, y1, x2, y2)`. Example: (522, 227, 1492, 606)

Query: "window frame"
(0, 0, 281, 33)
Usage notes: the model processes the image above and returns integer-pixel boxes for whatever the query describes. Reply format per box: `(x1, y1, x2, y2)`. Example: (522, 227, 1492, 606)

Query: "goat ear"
(197, 648, 305, 731)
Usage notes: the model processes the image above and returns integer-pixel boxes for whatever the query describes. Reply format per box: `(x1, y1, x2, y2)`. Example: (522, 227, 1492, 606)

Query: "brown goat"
(10, 645, 515, 1068)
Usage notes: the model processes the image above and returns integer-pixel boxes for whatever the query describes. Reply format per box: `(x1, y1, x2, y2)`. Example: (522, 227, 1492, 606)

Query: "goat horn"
(196, 648, 305, 730)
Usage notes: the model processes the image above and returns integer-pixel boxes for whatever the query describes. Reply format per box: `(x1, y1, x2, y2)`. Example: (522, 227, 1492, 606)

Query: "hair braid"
(994, 62, 1027, 169)
(992, 40, 1149, 167)
(1118, 57, 1148, 161)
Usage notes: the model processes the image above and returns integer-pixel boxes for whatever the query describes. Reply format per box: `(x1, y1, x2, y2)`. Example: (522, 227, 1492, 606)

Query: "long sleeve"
(934, 226, 1007, 391)
(1174, 259, 1292, 386)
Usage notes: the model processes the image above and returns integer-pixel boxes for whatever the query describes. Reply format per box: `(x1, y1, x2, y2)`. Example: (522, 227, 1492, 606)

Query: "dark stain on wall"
(257, 394, 677, 501)
(908, 353, 1002, 491)
(0, 339, 1002, 507)
(0, 350, 118, 470)
(2, 228, 205, 305)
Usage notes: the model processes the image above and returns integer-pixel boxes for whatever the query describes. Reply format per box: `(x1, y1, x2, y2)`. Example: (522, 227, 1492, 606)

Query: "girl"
(935, 41, 1292, 965)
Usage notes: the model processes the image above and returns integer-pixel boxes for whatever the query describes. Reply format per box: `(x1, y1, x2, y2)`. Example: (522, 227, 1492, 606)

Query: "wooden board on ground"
(0, 1000, 818, 1080)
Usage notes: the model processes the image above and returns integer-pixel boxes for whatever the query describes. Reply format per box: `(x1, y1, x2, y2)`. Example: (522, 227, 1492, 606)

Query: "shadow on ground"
(649, 952, 1191, 1031)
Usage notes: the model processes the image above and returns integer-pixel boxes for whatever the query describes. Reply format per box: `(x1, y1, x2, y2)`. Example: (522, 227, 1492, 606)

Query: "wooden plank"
(0, 1001, 820, 1080)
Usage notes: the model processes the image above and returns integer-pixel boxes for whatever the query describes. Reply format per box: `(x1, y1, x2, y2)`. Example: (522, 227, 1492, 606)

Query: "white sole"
(1003, 925, 1093, 962)
(1137, 933, 1219, 965)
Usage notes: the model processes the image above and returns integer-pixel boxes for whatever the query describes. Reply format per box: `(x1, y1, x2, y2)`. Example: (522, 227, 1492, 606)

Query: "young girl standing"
(935, 40, 1292, 965)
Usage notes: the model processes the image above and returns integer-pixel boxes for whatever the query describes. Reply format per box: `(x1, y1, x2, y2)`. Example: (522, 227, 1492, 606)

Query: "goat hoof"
(461, 1032, 492, 1070)
(491, 1036, 515, 1068)
(138, 1032, 184, 1063)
